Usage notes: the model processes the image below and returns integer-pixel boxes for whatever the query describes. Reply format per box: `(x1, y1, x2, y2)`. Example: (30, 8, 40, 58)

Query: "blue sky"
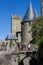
(0, 0, 41, 40)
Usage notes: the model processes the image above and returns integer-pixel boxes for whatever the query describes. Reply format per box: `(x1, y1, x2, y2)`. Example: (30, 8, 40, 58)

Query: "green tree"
(38, 41, 43, 65)
(31, 16, 43, 45)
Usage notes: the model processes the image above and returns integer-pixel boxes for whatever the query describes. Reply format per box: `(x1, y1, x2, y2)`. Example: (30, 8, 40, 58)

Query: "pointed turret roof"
(22, 1, 38, 22)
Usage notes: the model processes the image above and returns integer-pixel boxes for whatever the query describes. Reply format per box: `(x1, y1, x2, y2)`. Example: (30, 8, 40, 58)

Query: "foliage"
(31, 16, 43, 45)
(18, 54, 21, 63)
(38, 40, 43, 65)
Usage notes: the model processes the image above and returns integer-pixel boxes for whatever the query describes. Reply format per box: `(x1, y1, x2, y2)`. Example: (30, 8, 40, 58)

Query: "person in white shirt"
(27, 44, 30, 50)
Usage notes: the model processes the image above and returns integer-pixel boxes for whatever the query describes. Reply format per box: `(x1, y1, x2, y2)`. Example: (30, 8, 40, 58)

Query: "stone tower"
(11, 15, 21, 44)
(11, 15, 21, 34)
(41, 0, 43, 15)
(21, 2, 38, 45)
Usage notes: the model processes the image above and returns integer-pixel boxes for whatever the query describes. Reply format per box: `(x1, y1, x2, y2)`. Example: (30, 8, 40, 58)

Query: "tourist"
(27, 44, 30, 50)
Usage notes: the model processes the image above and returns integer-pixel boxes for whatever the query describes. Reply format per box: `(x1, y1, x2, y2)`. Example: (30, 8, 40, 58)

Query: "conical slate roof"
(22, 2, 38, 22)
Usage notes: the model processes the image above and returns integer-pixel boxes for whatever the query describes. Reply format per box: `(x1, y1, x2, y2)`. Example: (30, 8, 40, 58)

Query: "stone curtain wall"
(0, 54, 18, 65)
(0, 54, 12, 65)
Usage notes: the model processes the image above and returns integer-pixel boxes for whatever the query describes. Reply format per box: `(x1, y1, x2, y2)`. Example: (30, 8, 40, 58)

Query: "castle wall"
(21, 22, 32, 45)
(16, 33, 21, 44)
